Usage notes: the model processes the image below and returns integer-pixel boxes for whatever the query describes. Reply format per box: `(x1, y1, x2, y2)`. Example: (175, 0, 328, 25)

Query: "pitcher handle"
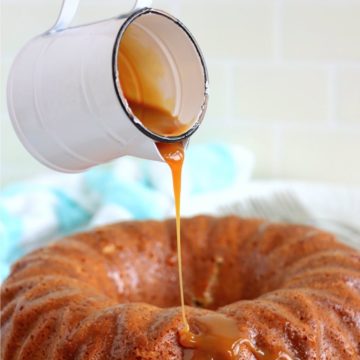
(50, 0, 153, 32)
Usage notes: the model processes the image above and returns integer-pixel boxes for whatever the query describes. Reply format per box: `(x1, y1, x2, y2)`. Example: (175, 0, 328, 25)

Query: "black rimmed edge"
(111, 7, 209, 144)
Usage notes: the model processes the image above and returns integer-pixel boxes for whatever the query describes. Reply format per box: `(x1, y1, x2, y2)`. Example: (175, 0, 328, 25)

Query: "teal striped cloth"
(0, 143, 254, 281)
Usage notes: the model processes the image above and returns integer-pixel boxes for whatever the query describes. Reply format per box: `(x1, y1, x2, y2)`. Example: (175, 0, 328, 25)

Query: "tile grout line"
(327, 64, 338, 128)
(169, 0, 182, 16)
(203, 116, 360, 132)
(224, 62, 236, 120)
(271, 124, 283, 177)
(273, 0, 284, 65)
(204, 57, 360, 68)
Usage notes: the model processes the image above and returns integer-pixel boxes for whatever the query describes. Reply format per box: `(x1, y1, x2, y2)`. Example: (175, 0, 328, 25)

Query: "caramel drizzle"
(117, 21, 293, 359)
(118, 21, 191, 330)
(156, 142, 189, 331)
(180, 313, 293, 360)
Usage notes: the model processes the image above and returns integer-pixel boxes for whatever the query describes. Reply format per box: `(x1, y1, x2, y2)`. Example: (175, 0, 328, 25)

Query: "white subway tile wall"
(233, 65, 329, 124)
(1, 0, 360, 186)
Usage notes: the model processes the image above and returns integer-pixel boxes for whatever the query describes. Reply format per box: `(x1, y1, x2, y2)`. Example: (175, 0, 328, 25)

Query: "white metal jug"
(7, 0, 208, 173)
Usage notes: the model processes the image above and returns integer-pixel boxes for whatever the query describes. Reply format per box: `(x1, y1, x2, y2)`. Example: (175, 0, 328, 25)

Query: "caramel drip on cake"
(180, 313, 292, 360)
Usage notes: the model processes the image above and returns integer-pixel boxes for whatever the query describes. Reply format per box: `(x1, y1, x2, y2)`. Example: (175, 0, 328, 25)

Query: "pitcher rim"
(112, 8, 209, 144)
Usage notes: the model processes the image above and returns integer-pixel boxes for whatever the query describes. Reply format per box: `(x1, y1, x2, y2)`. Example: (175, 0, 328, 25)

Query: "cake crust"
(1, 216, 360, 359)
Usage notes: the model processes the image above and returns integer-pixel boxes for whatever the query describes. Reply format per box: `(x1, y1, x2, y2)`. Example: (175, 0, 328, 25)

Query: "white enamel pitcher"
(7, 0, 208, 173)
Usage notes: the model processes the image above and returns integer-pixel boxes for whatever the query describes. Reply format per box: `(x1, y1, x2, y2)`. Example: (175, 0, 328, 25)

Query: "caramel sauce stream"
(118, 21, 190, 329)
(156, 141, 189, 331)
(118, 98, 291, 359)
(117, 21, 292, 360)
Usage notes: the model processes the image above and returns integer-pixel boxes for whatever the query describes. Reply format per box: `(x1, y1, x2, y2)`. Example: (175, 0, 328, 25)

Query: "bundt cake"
(1, 216, 360, 359)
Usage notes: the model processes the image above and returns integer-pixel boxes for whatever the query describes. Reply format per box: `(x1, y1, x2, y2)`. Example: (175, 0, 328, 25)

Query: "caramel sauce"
(118, 21, 190, 331)
(156, 141, 188, 330)
(118, 22, 182, 137)
(127, 99, 189, 136)
(117, 21, 292, 360)
(180, 313, 292, 360)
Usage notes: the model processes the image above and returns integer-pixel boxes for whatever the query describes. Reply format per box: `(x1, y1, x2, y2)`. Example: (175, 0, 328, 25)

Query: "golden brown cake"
(1, 216, 360, 359)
